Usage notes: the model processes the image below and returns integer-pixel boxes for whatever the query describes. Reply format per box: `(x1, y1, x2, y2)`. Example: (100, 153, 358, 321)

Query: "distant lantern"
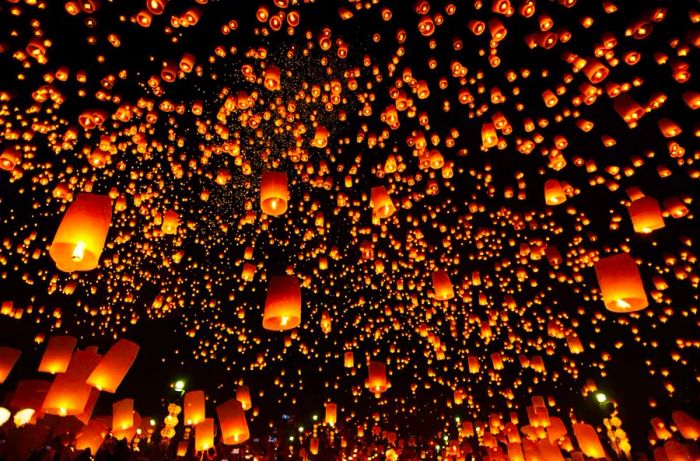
(544, 179, 566, 205)
(194, 418, 215, 452)
(344, 351, 354, 368)
(260, 172, 289, 216)
(263, 275, 302, 331)
(573, 423, 606, 459)
(184, 390, 206, 425)
(264, 66, 281, 91)
(325, 402, 337, 426)
(86, 339, 140, 393)
(38, 336, 77, 374)
(309, 437, 320, 455)
(236, 385, 252, 411)
(594, 253, 648, 313)
(112, 398, 134, 431)
(367, 360, 389, 395)
(481, 123, 498, 148)
(432, 269, 454, 301)
(0, 347, 21, 384)
(628, 196, 665, 233)
(370, 186, 396, 219)
(162, 209, 179, 234)
(49, 193, 112, 272)
(217, 399, 250, 445)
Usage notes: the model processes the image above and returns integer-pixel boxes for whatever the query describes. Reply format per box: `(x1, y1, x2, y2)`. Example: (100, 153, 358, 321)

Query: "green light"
(595, 392, 607, 403)
(174, 380, 185, 391)
(455, 416, 461, 422)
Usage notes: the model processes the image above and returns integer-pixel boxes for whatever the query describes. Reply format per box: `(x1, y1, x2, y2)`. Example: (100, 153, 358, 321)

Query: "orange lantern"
(0, 347, 21, 384)
(260, 171, 289, 216)
(370, 186, 396, 219)
(184, 390, 206, 425)
(544, 179, 566, 205)
(263, 275, 302, 331)
(43, 348, 102, 416)
(325, 402, 337, 426)
(49, 193, 112, 272)
(112, 398, 134, 431)
(594, 253, 648, 313)
(344, 351, 354, 368)
(367, 360, 389, 395)
(628, 196, 665, 233)
(217, 399, 250, 445)
(482, 123, 498, 148)
(236, 385, 252, 410)
(672, 411, 699, 440)
(573, 423, 606, 459)
(86, 339, 139, 393)
(75, 419, 108, 454)
(432, 269, 454, 301)
(162, 209, 179, 234)
(264, 66, 281, 91)
(194, 418, 215, 451)
(38, 336, 77, 374)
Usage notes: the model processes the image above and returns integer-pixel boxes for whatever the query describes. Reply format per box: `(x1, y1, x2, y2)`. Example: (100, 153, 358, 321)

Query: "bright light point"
(312, 414, 318, 421)
(174, 380, 185, 391)
(280, 315, 289, 327)
(72, 241, 86, 261)
(596, 392, 607, 403)
(298, 426, 304, 432)
(289, 436, 294, 442)
(150, 419, 156, 426)
(455, 416, 460, 422)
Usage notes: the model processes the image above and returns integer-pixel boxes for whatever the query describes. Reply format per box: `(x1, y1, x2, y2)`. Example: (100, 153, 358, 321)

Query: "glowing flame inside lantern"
(72, 241, 86, 262)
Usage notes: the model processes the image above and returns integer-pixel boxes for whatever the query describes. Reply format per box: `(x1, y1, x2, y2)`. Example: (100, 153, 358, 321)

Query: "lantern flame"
(72, 241, 87, 261)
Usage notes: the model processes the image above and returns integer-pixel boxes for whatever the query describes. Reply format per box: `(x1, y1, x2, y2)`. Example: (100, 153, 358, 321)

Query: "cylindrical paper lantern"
(236, 385, 251, 411)
(112, 398, 134, 431)
(573, 423, 606, 459)
(75, 419, 108, 454)
(184, 390, 206, 425)
(217, 399, 249, 445)
(263, 275, 302, 331)
(260, 171, 289, 216)
(86, 339, 140, 393)
(544, 179, 566, 205)
(195, 418, 215, 452)
(49, 193, 112, 272)
(594, 253, 648, 313)
(38, 336, 77, 374)
(370, 186, 395, 219)
(0, 347, 21, 384)
(629, 196, 665, 233)
(367, 360, 388, 395)
(325, 402, 337, 426)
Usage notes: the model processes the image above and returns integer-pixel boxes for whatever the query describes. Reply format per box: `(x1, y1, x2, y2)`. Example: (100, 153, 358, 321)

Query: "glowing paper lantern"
(370, 186, 395, 219)
(629, 196, 665, 233)
(594, 253, 648, 313)
(325, 402, 337, 426)
(260, 171, 289, 216)
(344, 351, 354, 368)
(38, 336, 77, 374)
(544, 179, 566, 205)
(0, 407, 10, 426)
(672, 411, 700, 440)
(482, 122, 498, 148)
(49, 193, 112, 272)
(367, 360, 389, 395)
(86, 339, 140, 393)
(184, 390, 206, 425)
(194, 418, 215, 452)
(162, 209, 179, 234)
(236, 385, 251, 411)
(432, 269, 454, 301)
(43, 348, 102, 416)
(112, 398, 134, 431)
(0, 347, 21, 384)
(573, 423, 606, 459)
(75, 419, 108, 454)
(217, 399, 249, 445)
(263, 275, 302, 331)
(10, 379, 51, 414)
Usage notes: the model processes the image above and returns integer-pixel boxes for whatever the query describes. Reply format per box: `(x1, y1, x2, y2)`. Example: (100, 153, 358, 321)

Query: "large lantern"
(194, 418, 215, 452)
(260, 171, 289, 216)
(217, 399, 250, 445)
(38, 336, 77, 374)
(0, 347, 21, 384)
(86, 339, 140, 393)
(49, 193, 112, 272)
(112, 398, 134, 431)
(370, 186, 395, 219)
(573, 423, 606, 459)
(75, 419, 108, 454)
(366, 360, 389, 395)
(628, 196, 665, 233)
(184, 390, 206, 425)
(594, 253, 648, 313)
(43, 348, 102, 416)
(544, 179, 566, 205)
(325, 402, 337, 426)
(263, 275, 302, 331)
(432, 269, 454, 301)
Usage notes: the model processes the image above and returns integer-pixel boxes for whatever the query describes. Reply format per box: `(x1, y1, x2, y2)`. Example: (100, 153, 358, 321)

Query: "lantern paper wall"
(263, 275, 302, 331)
(184, 390, 206, 425)
(370, 186, 395, 219)
(194, 418, 215, 452)
(432, 269, 454, 301)
(38, 336, 77, 374)
(594, 253, 648, 313)
(112, 398, 134, 431)
(49, 193, 112, 272)
(0, 347, 21, 384)
(217, 399, 249, 445)
(86, 339, 140, 392)
(629, 196, 665, 233)
(260, 171, 289, 216)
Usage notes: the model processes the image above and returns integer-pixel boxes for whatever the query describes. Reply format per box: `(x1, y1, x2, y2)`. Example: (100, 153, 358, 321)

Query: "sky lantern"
(162, 209, 179, 234)
(194, 418, 215, 452)
(263, 275, 302, 331)
(325, 402, 337, 426)
(432, 269, 454, 301)
(544, 179, 566, 205)
(672, 411, 700, 440)
(482, 123, 498, 148)
(86, 339, 140, 393)
(38, 335, 77, 374)
(573, 423, 606, 459)
(49, 193, 112, 272)
(0, 347, 21, 384)
(366, 360, 389, 396)
(112, 398, 134, 431)
(344, 351, 354, 368)
(43, 348, 102, 416)
(260, 171, 289, 216)
(370, 186, 395, 219)
(217, 399, 250, 445)
(75, 419, 108, 454)
(10, 379, 51, 417)
(184, 390, 206, 425)
(628, 196, 665, 234)
(594, 253, 648, 313)
(264, 66, 281, 91)
(236, 385, 252, 411)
